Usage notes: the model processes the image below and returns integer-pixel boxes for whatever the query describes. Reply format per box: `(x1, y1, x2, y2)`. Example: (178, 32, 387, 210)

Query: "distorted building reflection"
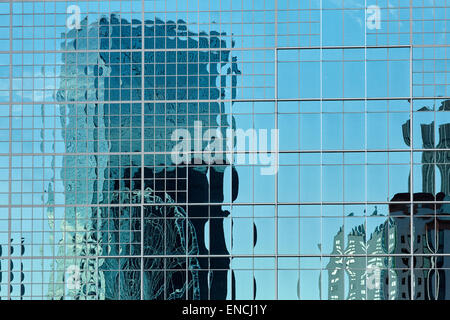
(326, 100, 450, 300)
(401, 99, 450, 299)
(50, 14, 239, 300)
(326, 210, 397, 300)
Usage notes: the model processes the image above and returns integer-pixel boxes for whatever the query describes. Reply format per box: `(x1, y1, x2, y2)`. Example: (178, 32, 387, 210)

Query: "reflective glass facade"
(1, 0, 450, 300)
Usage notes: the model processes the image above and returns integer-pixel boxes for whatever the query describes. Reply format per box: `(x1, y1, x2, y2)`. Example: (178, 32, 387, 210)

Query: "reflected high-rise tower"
(326, 100, 450, 300)
(326, 212, 397, 300)
(50, 14, 240, 300)
(394, 99, 450, 299)
(410, 100, 450, 195)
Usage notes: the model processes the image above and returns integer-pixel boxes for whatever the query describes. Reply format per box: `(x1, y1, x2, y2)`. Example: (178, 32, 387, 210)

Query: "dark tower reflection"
(56, 15, 239, 300)
(397, 99, 450, 300)
(325, 100, 450, 300)
(0, 238, 26, 299)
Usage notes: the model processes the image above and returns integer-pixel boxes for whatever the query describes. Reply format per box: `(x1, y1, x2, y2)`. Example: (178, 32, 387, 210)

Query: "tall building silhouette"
(49, 14, 239, 300)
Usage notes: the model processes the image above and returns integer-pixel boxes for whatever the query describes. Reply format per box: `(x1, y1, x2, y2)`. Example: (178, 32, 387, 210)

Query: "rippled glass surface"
(1, 0, 450, 300)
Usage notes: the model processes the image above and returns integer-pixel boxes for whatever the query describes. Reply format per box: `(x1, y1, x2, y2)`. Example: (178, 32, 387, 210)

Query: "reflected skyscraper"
(399, 100, 450, 299)
(326, 212, 397, 300)
(326, 100, 450, 300)
(49, 14, 240, 300)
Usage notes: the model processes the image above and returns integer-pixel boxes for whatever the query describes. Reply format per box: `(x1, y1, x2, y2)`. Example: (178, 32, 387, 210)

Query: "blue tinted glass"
(2, 0, 450, 302)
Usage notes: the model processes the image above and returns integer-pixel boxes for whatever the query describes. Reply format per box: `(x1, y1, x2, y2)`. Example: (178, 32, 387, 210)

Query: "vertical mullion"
(140, 0, 145, 301)
(409, 0, 414, 301)
(274, 0, 278, 300)
(364, 0, 368, 300)
(319, 0, 323, 301)
(7, 0, 12, 301)
(409, 44, 414, 301)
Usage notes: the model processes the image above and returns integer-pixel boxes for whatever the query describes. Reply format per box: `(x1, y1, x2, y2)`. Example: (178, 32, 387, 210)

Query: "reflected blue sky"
(0, 0, 449, 300)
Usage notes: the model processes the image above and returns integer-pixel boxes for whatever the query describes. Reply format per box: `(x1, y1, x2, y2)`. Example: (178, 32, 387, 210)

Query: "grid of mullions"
(1, 0, 450, 300)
